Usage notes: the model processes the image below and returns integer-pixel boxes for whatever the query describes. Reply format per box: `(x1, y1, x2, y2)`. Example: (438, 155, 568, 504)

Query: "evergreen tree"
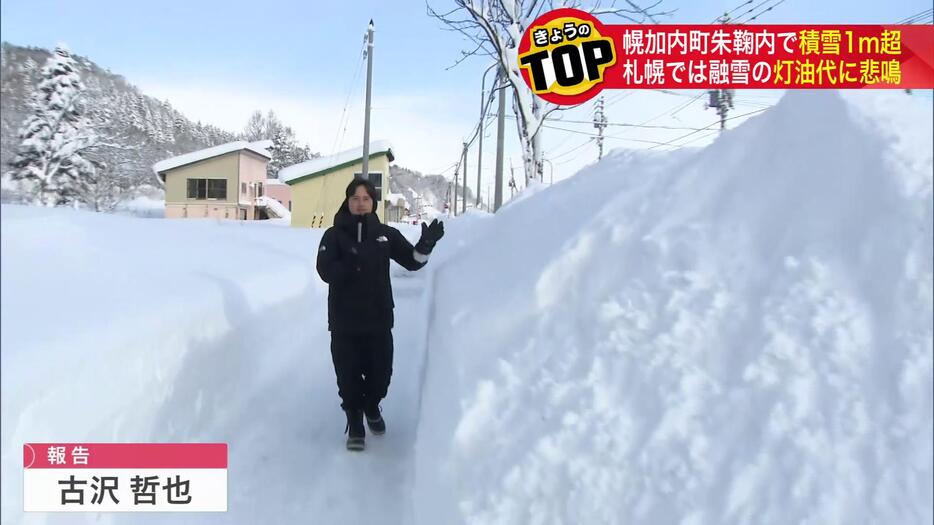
(241, 109, 307, 177)
(268, 125, 288, 177)
(7, 45, 96, 207)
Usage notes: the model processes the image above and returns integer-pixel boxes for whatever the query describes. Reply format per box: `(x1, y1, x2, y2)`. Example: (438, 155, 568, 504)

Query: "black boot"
(344, 409, 365, 451)
(364, 400, 386, 435)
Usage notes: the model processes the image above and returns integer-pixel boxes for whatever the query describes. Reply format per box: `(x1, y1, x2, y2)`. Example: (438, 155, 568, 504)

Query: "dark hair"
(345, 178, 378, 213)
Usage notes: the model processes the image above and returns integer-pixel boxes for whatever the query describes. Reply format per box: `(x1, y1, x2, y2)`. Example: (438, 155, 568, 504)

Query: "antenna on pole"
(593, 95, 608, 160)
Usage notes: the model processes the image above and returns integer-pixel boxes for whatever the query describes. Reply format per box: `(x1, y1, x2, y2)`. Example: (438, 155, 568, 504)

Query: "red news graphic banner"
(518, 8, 934, 105)
(23, 443, 228, 512)
(24, 443, 228, 469)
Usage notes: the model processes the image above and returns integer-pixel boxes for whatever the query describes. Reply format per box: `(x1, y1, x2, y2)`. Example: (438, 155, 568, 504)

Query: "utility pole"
(477, 66, 495, 208)
(593, 95, 608, 160)
(462, 142, 468, 214)
(706, 89, 734, 131)
(361, 20, 375, 180)
(493, 68, 506, 212)
(476, 82, 484, 208)
(706, 14, 734, 132)
(453, 162, 458, 217)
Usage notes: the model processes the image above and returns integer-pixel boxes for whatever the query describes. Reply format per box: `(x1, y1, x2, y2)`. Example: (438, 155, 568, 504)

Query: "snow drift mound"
(413, 91, 933, 524)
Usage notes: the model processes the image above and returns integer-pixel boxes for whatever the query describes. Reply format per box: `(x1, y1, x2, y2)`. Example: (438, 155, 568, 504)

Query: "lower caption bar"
(23, 443, 227, 512)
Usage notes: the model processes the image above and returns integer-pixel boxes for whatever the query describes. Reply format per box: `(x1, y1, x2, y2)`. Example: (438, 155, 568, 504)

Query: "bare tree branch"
(430, 0, 670, 182)
(446, 41, 493, 70)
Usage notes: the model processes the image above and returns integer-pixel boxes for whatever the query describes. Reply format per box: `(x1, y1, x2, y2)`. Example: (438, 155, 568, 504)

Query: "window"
(353, 171, 382, 201)
(207, 179, 227, 199)
(187, 178, 226, 200)
(187, 178, 206, 199)
(256, 182, 264, 198)
(288, 201, 292, 211)
(241, 182, 246, 194)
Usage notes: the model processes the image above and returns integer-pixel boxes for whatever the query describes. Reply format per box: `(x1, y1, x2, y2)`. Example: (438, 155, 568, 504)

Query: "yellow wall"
(164, 152, 240, 204)
(289, 154, 391, 228)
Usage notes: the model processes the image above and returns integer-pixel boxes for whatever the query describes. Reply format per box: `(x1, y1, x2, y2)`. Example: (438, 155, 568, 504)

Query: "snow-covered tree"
(75, 156, 135, 212)
(7, 45, 96, 207)
(241, 110, 312, 177)
(21, 56, 37, 75)
(268, 125, 287, 176)
(243, 110, 267, 142)
(126, 91, 145, 132)
(428, 0, 672, 183)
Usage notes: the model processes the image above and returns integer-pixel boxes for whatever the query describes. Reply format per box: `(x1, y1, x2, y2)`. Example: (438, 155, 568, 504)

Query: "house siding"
(164, 152, 240, 204)
(239, 150, 269, 219)
(161, 150, 272, 220)
(289, 154, 391, 228)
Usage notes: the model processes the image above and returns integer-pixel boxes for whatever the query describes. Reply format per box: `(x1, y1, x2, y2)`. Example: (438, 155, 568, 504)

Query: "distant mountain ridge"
(0, 41, 463, 213)
(1, 42, 239, 199)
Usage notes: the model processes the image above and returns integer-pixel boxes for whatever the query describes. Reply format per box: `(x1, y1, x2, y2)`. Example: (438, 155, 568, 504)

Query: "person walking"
(316, 178, 444, 451)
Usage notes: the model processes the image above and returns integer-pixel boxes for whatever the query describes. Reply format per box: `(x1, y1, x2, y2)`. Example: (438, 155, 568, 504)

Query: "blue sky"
(2, 0, 931, 190)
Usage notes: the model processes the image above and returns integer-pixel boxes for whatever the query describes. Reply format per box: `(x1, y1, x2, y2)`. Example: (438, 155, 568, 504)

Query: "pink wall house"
(265, 179, 292, 212)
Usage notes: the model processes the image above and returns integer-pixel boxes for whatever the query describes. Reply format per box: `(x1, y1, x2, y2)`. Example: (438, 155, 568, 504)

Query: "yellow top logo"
(518, 15, 617, 98)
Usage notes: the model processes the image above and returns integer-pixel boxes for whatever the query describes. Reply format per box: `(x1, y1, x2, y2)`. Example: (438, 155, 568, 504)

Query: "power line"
(549, 138, 594, 162)
(433, 161, 459, 176)
(501, 107, 770, 170)
(672, 130, 721, 148)
(601, 90, 708, 134)
(728, 0, 773, 23)
(648, 107, 769, 150)
(649, 91, 707, 124)
(732, 99, 773, 108)
(896, 8, 933, 24)
(331, 35, 367, 156)
(585, 118, 707, 130)
(540, 123, 699, 148)
(710, 0, 754, 23)
(735, 0, 787, 24)
(603, 90, 635, 108)
(672, 92, 708, 111)
(651, 89, 705, 99)
(497, 113, 708, 131)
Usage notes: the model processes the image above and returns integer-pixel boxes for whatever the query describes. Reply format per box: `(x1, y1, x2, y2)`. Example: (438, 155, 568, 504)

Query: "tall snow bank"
(413, 90, 933, 524)
(0, 208, 326, 523)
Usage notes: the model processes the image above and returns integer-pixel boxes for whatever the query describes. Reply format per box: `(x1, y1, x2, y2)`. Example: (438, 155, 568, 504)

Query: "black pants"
(329, 329, 394, 412)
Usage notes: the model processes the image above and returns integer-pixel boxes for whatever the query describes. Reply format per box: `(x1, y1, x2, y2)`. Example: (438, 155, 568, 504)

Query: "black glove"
(415, 218, 444, 254)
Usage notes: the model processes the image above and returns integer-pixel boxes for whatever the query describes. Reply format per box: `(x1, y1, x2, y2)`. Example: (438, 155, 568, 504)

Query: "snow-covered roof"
(279, 141, 393, 184)
(153, 140, 272, 179)
(384, 192, 407, 206)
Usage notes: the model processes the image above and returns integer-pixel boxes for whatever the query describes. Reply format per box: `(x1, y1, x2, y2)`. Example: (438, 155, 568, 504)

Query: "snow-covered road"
(0, 210, 446, 524)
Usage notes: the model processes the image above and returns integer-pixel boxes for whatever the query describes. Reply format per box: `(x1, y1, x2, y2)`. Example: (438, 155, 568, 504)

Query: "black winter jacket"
(316, 203, 427, 332)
